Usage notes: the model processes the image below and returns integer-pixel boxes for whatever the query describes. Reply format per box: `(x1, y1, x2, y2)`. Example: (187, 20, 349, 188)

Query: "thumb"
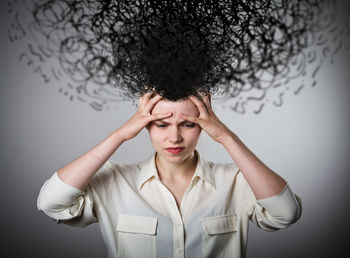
(179, 113, 200, 124)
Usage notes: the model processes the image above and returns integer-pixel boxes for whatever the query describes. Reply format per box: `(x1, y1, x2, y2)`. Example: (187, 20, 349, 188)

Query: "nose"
(168, 126, 183, 143)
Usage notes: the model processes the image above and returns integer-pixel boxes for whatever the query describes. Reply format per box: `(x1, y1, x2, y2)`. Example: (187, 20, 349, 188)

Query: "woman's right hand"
(117, 92, 172, 141)
(55, 92, 171, 191)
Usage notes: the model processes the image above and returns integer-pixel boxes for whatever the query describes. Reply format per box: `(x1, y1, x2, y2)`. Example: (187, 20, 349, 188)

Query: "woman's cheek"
(153, 129, 166, 140)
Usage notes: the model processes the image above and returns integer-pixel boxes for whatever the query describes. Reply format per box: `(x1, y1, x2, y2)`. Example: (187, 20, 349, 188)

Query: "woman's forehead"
(151, 99, 199, 116)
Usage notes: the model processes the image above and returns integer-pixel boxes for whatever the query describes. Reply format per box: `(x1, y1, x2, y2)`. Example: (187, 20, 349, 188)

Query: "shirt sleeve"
(37, 171, 97, 227)
(248, 183, 302, 231)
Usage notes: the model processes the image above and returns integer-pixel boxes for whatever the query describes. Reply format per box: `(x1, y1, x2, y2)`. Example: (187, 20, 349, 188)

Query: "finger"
(144, 94, 163, 113)
(139, 92, 153, 109)
(138, 96, 142, 107)
(179, 112, 201, 124)
(202, 94, 212, 111)
(189, 96, 209, 115)
(143, 92, 153, 101)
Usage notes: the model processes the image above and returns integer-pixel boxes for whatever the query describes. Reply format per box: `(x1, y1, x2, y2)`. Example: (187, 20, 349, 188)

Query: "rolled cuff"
(37, 171, 86, 221)
(257, 184, 302, 224)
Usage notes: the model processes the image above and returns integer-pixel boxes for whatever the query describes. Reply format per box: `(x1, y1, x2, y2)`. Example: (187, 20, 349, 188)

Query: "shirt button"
(176, 248, 183, 254)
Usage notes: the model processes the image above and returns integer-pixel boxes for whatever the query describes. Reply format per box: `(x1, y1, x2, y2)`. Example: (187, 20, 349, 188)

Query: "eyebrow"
(155, 119, 194, 124)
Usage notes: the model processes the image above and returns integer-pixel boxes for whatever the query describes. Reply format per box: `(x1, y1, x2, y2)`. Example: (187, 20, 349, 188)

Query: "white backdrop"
(1, 2, 349, 257)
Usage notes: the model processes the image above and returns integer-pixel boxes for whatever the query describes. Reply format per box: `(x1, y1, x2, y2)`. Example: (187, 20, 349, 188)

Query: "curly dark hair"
(8, 0, 347, 112)
(26, 0, 324, 100)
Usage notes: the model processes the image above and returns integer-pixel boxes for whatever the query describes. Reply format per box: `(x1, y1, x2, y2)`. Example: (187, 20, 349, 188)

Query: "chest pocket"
(116, 214, 157, 258)
(201, 214, 238, 258)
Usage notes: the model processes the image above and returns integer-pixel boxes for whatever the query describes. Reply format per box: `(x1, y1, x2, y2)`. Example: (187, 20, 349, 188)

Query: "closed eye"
(154, 123, 196, 128)
(183, 123, 196, 128)
(156, 124, 168, 128)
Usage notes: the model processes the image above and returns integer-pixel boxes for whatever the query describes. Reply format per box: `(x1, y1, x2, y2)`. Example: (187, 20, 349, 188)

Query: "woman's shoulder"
(89, 160, 139, 187)
(205, 158, 248, 181)
(197, 150, 238, 174)
(204, 158, 239, 175)
(205, 160, 252, 192)
(104, 160, 138, 173)
(209, 161, 237, 171)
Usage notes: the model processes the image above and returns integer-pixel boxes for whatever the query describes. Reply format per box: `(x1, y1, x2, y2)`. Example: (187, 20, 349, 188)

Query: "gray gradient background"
(1, 2, 350, 258)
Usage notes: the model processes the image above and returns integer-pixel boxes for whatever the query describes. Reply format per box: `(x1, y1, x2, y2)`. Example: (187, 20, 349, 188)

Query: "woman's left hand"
(179, 94, 233, 145)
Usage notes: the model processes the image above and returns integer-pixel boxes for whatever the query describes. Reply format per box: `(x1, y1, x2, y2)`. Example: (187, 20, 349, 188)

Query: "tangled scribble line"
(7, 0, 350, 113)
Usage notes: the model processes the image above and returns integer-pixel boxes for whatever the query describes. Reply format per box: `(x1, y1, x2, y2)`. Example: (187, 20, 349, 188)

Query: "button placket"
(170, 216, 185, 257)
(158, 181, 185, 257)
(176, 247, 183, 254)
(173, 217, 184, 258)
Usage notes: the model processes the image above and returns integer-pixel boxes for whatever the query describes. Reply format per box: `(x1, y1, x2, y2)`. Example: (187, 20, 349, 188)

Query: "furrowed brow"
(155, 119, 193, 124)
(155, 120, 170, 124)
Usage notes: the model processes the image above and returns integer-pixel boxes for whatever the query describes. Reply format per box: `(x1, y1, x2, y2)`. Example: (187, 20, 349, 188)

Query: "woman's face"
(147, 98, 202, 165)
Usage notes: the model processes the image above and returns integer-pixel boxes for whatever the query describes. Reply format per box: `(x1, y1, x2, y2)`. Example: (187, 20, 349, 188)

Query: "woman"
(37, 92, 301, 258)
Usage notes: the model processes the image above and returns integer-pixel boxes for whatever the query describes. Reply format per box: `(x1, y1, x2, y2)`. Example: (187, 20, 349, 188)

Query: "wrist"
(111, 128, 127, 145)
(220, 131, 238, 147)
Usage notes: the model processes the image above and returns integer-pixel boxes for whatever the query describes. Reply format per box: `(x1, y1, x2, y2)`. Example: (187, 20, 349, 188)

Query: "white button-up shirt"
(37, 149, 302, 258)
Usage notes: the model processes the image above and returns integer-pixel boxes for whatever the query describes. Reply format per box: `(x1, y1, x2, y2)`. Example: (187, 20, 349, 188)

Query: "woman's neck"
(155, 151, 198, 182)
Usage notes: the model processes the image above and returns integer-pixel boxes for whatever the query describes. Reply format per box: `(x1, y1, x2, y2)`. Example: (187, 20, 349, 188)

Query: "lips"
(166, 147, 185, 154)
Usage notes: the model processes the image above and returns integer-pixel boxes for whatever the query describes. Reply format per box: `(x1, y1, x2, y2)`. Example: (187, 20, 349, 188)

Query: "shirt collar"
(137, 149, 216, 190)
